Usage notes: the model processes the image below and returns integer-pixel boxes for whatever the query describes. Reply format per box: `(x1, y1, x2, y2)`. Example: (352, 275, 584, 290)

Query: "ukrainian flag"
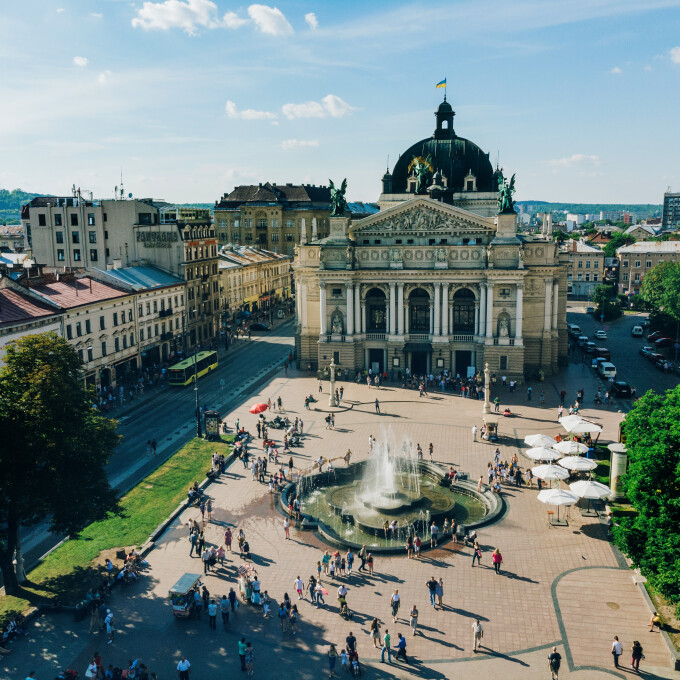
(436, 79, 446, 89)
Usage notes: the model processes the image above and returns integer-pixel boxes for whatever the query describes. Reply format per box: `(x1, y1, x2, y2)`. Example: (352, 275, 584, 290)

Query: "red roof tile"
(29, 277, 129, 309)
(0, 288, 62, 328)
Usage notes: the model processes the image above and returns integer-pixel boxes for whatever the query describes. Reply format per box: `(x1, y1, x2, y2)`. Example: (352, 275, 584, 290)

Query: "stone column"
(479, 284, 486, 337)
(346, 283, 354, 335)
(515, 283, 523, 342)
(441, 282, 449, 336)
(485, 282, 494, 339)
(474, 302, 480, 336)
(397, 283, 404, 335)
(552, 281, 559, 330)
(389, 282, 396, 335)
(429, 303, 434, 335)
(300, 281, 308, 327)
(433, 283, 441, 336)
(544, 278, 552, 333)
(319, 282, 327, 336)
(300, 218, 307, 244)
(404, 299, 410, 334)
(311, 217, 318, 241)
(354, 285, 361, 334)
(361, 298, 367, 334)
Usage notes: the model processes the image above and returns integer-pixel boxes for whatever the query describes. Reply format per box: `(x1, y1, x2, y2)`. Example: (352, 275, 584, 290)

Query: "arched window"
(452, 288, 475, 332)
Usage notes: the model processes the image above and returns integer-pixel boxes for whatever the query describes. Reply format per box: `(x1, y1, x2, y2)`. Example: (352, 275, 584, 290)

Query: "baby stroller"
(338, 598, 353, 620)
(349, 650, 361, 676)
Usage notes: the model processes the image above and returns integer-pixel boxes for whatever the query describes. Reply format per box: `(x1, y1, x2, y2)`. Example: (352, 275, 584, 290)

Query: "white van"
(631, 325, 643, 337)
(598, 362, 617, 378)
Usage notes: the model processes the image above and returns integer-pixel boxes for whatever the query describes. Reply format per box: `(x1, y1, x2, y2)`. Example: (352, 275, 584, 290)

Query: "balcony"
(158, 308, 172, 318)
(408, 333, 430, 342)
(450, 334, 474, 343)
(365, 332, 386, 341)
(161, 332, 174, 341)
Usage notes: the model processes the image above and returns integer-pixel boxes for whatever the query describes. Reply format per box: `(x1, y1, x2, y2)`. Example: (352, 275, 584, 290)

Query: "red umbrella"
(249, 403, 268, 414)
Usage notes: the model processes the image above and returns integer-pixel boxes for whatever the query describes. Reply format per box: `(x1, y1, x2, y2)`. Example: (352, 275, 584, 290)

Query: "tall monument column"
(319, 282, 327, 336)
(485, 282, 494, 339)
(346, 283, 354, 335)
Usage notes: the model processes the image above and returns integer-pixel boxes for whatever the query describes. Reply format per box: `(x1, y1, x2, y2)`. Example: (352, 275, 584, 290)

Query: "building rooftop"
(0, 224, 23, 237)
(624, 224, 658, 236)
(219, 245, 290, 267)
(564, 240, 602, 254)
(0, 286, 63, 328)
(29, 277, 129, 309)
(92, 265, 184, 291)
(617, 241, 680, 254)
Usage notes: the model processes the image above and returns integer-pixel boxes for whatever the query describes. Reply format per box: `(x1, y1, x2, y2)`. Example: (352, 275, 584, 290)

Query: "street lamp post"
(194, 348, 202, 438)
(482, 361, 491, 414)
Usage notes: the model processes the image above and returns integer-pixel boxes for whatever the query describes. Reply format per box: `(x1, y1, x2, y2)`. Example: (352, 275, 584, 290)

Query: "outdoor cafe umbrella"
(524, 434, 557, 448)
(570, 479, 611, 516)
(249, 403, 268, 414)
(537, 487, 579, 523)
(553, 440, 589, 456)
(559, 415, 602, 434)
(531, 464, 570, 481)
(525, 447, 563, 462)
(558, 456, 598, 472)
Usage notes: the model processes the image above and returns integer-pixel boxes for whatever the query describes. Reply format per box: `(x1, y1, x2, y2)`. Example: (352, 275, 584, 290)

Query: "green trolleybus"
(168, 351, 219, 386)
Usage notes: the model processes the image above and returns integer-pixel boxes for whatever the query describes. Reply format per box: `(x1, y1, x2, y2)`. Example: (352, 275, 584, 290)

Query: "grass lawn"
(0, 436, 232, 624)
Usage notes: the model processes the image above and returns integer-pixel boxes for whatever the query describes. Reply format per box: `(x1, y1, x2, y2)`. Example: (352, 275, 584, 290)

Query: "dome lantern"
(434, 99, 455, 140)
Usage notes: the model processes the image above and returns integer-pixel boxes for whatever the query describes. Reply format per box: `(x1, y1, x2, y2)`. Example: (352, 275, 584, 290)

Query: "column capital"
(516, 281, 524, 290)
(319, 280, 326, 289)
(389, 281, 396, 288)
(486, 280, 494, 288)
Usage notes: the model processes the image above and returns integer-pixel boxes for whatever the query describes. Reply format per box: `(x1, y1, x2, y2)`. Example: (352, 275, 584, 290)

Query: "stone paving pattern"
(3, 367, 679, 680)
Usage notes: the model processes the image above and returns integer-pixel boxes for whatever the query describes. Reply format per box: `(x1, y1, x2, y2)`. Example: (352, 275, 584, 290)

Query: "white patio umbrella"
(559, 415, 602, 434)
(559, 456, 598, 472)
(537, 487, 579, 523)
(532, 464, 570, 481)
(525, 447, 563, 462)
(553, 440, 589, 456)
(569, 480, 611, 499)
(524, 434, 557, 448)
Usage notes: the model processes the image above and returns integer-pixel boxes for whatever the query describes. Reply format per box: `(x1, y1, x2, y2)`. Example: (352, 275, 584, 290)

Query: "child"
(329, 561, 336, 578)
(340, 648, 349, 672)
(341, 557, 346, 575)
(262, 592, 271, 618)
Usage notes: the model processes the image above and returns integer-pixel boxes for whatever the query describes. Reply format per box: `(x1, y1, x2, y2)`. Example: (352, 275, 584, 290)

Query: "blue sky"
(1, 0, 679, 204)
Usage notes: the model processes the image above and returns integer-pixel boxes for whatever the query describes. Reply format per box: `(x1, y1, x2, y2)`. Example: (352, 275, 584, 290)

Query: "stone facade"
(294, 198, 567, 380)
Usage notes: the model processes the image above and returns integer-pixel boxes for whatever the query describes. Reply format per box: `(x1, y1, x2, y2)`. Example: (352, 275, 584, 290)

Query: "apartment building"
(218, 246, 292, 319)
(0, 224, 24, 252)
(662, 191, 680, 230)
(563, 240, 604, 297)
(616, 241, 680, 295)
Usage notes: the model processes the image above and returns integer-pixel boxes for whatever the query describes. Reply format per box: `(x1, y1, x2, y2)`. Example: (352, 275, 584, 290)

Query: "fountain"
(288, 430, 501, 553)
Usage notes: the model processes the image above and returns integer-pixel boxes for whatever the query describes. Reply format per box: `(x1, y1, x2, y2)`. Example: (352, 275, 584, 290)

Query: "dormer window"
(464, 170, 477, 192)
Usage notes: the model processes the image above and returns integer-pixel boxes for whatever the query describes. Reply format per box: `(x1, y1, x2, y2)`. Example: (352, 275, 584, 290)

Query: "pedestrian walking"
(631, 640, 643, 671)
(220, 595, 230, 625)
(558, 404, 564, 420)
(395, 633, 408, 662)
(436, 578, 444, 607)
(430, 520, 438, 547)
(284, 517, 290, 539)
(612, 636, 623, 668)
(548, 646, 561, 679)
(381, 629, 392, 663)
(327, 643, 339, 678)
(409, 604, 419, 635)
(472, 542, 482, 567)
(472, 425, 477, 441)
(527, 386, 532, 401)
(426, 576, 438, 609)
(208, 599, 217, 630)
(375, 398, 380, 413)
(540, 390, 545, 405)
(390, 589, 401, 622)
(358, 545, 367, 571)
(370, 618, 382, 648)
(472, 619, 484, 652)
(294, 576, 304, 599)
(104, 610, 114, 644)
(176, 656, 191, 680)
(428, 443, 434, 460)
(560, 389, 566, 404)
(245, 642, 254, 676)
(492, 548, 503, 574)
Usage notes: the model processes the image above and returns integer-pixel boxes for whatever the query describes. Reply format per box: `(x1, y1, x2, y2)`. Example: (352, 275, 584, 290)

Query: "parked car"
(631, 325, 644, 337)
(249, 323, 271, 331)
(655, 337, 673, 348)
(585, 341, 598, 354)
(592, 357, 607, 371)
(647, 352, 664, 364)
(594, 330, 607, 340)
(610, 381, 632, 398)
(577, 335, 589, 347)
(598, 362, 617, 378)
(586, 306, 595, 313)
(593, 347, 611, 360)
(639, 345, 655, 357)
(568, 324, 581, 337)
(656, 356, 671, 371)
(648, 331, 662, 342)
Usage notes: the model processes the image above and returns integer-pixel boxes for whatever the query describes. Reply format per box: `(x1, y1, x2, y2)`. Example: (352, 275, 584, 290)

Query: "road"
(12, 321, 295, 577)
(566, 302, 680, 398)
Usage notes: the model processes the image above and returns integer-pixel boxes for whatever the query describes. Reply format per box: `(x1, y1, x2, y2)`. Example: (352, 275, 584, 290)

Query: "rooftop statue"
(329, 178, 348, 217)
(497, 170, 516, 214)
(412, 156, 433, 195)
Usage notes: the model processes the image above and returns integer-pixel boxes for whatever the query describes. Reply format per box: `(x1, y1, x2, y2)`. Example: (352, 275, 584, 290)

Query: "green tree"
(0, 333, 119, 594)
(641, 261, 680, 323)
(614, 386, 680, 614)
(603, 231, 636, 258)
(591, 284, 621, 320)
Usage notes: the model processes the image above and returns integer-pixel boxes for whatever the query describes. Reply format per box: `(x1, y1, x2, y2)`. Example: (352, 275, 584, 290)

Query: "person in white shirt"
(472, 425, 477, 441)
(390, 590, 401, 622)
(177, 656, 191, 680)
(337, 585, 348, 599)
(472, 620, 484, 652)
(611, 636, 623, 668)
(294, 577, 304, 599)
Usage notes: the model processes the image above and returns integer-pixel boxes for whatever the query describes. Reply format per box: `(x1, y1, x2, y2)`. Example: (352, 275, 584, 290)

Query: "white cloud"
(282, 94, 356, 119)
(56, 7, 65, 12)
(132, 0, 223, 35)
(548, 154, 601, 168)
(644, 64, 652, 71)
(223, 11, 248, 28)
(670, 46, 680, 64)
(89, 12, 103, 19)
(304, 12, 318, 30)
(73, 56, 89, 68)
(225, 100, 277, 120)
(610, 66, 623, 74)
(97, 70, 112, 85)
(281, 139, 319, 150)
(247, 4, 293, 35)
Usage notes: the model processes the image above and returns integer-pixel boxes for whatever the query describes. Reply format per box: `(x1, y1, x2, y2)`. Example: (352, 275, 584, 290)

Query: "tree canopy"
(0, 333, 120, 594)
(641, 261, 680, 324)
(614, 385, 680, 614)
(591, 284, 621, 321)
(603, 231, 636, 258)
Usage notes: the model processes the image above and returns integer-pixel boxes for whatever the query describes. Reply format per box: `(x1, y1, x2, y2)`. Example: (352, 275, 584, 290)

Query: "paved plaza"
(4, 366, 680, 680)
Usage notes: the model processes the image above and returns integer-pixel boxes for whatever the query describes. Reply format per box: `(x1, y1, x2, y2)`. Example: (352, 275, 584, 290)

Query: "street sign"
(600, 314, 605, 322)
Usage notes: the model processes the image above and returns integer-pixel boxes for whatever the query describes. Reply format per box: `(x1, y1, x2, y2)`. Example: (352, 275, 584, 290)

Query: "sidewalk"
(2, 363, 677, 680)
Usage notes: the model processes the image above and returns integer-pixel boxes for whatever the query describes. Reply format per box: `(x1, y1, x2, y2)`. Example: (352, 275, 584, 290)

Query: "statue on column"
(329, 178, 348, 217)
(496, 170, 517, 214)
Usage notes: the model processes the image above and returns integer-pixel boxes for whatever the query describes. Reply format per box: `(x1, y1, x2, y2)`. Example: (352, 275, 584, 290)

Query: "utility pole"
(194, 347, 202, 438)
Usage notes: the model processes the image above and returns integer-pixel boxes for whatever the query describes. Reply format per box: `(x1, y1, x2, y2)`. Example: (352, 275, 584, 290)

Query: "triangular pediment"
(349, 197, 495, 238)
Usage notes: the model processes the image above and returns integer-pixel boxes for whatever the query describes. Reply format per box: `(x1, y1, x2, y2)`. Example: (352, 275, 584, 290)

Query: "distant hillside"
(517, 201, 662, 217)
(0, 188, 46, 225)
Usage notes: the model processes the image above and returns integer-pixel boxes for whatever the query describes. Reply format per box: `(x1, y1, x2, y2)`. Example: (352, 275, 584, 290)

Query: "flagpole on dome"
(436, 78, 447, 101)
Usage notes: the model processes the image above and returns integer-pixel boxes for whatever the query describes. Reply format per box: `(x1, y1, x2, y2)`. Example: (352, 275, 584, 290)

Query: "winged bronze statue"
(329, 178, 348, 217)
